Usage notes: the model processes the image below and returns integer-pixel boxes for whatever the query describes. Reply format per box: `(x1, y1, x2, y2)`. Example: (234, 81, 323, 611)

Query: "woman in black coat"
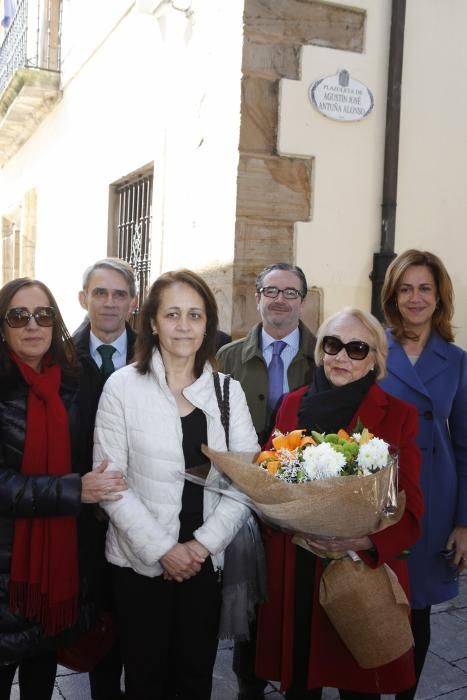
(0, 278, 127, 700)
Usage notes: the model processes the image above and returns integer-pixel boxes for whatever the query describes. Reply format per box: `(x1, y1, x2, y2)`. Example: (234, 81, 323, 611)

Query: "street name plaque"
(309, 70, 374, 122)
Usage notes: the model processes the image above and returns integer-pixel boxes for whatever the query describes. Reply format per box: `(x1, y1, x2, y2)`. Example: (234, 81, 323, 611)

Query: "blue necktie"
(97, 344, 116, 381)
(268, 340, 286, 411)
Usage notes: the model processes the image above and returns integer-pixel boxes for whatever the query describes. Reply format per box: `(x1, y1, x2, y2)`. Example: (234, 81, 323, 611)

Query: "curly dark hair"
(135, 269, 218, 377)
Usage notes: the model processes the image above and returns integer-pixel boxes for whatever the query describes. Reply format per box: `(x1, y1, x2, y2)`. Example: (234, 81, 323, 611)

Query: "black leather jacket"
(0, 363, 103, 664)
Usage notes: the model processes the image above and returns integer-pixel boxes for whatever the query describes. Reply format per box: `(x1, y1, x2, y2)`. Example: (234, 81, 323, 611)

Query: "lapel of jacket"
(241, 323, 265, 364)
(347, 384, 388, 433)
(386, 331, 431, 399)
(296, 320, 316, 360)
(125, 323, 137, 364)
(412, 332, 450, 386)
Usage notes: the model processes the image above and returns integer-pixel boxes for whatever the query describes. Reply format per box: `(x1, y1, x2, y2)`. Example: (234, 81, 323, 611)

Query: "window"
(108, 165, 153, 320)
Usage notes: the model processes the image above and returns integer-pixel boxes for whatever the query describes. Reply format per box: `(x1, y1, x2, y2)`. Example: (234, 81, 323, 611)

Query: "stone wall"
(232, 0, 365, 338)
(0, 190, 36, 282)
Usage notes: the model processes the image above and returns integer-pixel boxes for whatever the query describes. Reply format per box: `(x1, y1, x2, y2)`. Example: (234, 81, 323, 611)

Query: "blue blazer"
(380, 331, 467, 608)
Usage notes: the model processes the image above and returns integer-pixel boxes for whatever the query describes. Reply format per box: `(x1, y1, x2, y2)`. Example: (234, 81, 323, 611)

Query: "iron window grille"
(112, 172, 153, 319)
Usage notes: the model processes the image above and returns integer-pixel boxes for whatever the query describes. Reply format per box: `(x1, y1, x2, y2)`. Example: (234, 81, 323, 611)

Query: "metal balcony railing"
(0, 0, 61, 96)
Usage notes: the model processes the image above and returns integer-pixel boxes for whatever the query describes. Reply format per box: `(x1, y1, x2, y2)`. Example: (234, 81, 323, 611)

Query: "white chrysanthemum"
(301, 446, 319, 480)
(356, 437, 389, 474)
(352, 432, 362, 443)
(302, 442, 346, 480)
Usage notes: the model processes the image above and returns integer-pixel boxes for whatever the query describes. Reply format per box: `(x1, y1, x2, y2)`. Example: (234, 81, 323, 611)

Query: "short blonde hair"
(314, 307, 388, 380)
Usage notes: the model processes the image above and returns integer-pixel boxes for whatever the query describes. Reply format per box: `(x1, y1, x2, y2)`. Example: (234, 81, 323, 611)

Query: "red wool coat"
(255, 383, 424, 694)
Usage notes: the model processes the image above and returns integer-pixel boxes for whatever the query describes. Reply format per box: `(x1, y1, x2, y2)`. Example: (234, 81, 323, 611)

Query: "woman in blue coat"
(380, 249, 467, 700)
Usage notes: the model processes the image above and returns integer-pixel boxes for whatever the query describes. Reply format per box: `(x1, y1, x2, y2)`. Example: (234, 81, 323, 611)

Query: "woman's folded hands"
(161, 540, 210, 582)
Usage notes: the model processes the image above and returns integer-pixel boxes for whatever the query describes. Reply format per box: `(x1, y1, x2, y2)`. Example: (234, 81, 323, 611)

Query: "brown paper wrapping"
(319, 558, 414, 668)
(202, 446, 411, 669)
(202, 446, 398, 538)
(291, 491, 406, 557)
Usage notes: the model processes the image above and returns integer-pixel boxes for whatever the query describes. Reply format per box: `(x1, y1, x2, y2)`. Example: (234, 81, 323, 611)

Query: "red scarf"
(8, 351, 79, 636)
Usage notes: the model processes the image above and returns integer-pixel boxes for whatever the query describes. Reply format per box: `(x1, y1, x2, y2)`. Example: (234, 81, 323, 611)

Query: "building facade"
(0, 0, 465, 346)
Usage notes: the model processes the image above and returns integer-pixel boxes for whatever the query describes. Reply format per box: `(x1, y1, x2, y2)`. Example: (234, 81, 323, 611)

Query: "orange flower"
(256, 450, 277, 464)
(300, 435, 316, 448)
(266, 461, 281, 476)
(272, 429, 305, 451)
(256, 428, 321, 480)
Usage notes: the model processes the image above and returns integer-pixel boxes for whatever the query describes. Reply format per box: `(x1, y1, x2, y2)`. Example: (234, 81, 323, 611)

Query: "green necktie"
(97, 344, 116, 381)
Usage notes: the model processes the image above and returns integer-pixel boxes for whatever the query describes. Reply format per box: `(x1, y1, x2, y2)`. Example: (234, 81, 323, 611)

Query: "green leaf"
(324, 434, 340, 444)
(353, 416, 365, 433)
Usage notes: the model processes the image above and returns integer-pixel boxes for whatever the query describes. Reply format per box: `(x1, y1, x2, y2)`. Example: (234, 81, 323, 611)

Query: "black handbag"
(213, 371, 231, 449)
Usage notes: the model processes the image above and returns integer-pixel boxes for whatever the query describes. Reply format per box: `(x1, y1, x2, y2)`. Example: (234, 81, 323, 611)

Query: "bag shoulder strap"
(213, 371, 231, 449)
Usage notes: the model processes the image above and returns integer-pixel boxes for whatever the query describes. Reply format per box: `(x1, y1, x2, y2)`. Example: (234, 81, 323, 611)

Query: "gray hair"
(82, 257, 137, 298)
(314, 307, 388, 380)
(255, 263, 308, 299)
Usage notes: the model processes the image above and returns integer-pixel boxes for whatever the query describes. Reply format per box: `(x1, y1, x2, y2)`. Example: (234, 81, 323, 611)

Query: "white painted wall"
(277, 0, 467, 349)
(3, 0, 467, 347)
(396, 0, 467, 348)
(277, 0, 391, 323)
(0, 0, 244, 332)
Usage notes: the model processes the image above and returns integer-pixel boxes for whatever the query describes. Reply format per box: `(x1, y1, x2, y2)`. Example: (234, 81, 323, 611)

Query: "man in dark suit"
(217, 263, 316, 445)
(73, 257, 137, 700)
(217, 262, 316, 700)
(74, 258, 138, 380)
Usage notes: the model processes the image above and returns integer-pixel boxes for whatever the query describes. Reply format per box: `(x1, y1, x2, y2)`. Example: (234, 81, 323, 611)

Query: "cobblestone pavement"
(8, 574, 467, 699)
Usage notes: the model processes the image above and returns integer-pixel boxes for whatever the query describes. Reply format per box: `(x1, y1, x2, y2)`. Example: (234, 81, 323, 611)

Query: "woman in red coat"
(255, 307, 424, 699)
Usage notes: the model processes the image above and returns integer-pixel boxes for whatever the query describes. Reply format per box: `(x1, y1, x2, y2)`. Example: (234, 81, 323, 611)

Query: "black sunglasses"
(4, 306, 55, 329)
(322, 335, 372, 361)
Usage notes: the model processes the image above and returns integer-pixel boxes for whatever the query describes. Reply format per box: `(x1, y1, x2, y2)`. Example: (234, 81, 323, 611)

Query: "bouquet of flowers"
(202, 428, 413, 669)
(202, 426, 401, 540)
(258, 426, 392, 479)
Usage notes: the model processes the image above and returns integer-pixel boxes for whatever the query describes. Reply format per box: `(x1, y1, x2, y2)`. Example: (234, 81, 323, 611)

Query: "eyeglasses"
(322, 335, 372, 361)
(3, 306, 55, 328)
(258, 286, 303, 300)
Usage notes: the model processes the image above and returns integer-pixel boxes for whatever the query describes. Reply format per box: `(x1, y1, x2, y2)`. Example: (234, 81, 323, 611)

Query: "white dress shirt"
(90, 329, 128, 371)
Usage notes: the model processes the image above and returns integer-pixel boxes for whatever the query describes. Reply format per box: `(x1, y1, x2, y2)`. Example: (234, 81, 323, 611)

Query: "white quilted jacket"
(93, 350, 260, 577)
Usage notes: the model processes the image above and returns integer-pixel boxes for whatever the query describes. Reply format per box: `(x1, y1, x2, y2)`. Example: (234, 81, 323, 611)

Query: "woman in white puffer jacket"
(93, 269, 259, 700)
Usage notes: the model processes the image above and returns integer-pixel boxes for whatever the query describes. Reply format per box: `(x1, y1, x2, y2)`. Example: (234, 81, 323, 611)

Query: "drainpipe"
(370, 0, 406, 320)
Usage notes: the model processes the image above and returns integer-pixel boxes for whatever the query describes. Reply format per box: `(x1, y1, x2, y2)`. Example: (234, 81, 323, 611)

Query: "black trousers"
(232, 618, 267, 698)
(89, 561, 124, 700)
(112, 560, 222, 700)
(89, 638, 124, 700)
(0, 652, 57, 700)
(395, 606, 432, 700)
